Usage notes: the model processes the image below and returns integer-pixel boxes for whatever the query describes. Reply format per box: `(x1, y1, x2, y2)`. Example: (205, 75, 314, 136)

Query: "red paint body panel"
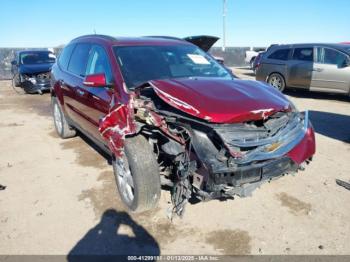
(287, 126, 316, 164)
(98, 102, 136, 157)
(150, 78, 290, 123)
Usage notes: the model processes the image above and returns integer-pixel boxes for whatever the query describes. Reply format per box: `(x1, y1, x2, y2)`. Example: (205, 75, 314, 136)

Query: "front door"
(75, 44, 114, 144)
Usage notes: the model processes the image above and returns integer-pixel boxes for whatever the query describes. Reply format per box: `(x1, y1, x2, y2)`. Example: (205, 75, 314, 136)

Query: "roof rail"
(72, 34, 116, 41)
(145, 36, 183, 41)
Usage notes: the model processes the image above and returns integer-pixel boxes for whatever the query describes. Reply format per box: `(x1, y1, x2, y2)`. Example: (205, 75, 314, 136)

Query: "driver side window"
(85, 45, 113, 84)
(322, 48, 348, 67)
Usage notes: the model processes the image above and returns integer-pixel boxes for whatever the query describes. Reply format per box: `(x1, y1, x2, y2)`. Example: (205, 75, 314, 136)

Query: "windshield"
(113, 45, 233, 88)
(20, 52, 56, 65)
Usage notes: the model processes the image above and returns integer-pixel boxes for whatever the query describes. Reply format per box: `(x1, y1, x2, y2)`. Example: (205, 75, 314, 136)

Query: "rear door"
(55, 44, 76, 121)
(287, 47, 314, 88)
(63, 43, 92, 126)
(311, 47, 350, 93)
(258, 48, 291, 80)
(75, 44, 114, 143)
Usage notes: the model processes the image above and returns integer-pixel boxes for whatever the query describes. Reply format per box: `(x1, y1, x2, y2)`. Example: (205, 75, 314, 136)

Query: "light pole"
(222, 0, 227, 52)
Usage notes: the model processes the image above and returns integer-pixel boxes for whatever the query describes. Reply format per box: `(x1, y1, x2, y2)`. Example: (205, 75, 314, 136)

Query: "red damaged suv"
(51, 35, 315, 216)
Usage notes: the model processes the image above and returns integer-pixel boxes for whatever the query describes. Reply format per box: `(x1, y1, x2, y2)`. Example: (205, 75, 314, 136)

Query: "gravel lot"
(1, 68, 350, 255)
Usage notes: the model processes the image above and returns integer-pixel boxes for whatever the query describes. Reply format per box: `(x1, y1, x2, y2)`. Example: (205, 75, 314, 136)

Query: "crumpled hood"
(19, 63, 54, 74)
(150, 78, 291, 123)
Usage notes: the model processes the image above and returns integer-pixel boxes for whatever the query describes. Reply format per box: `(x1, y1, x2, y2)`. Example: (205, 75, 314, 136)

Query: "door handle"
(313, 68, 323, 72)
(77, 89, 85, 96)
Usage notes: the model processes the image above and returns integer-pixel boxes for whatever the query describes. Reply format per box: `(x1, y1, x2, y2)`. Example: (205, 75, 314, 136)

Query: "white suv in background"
(245, 47, 266, 69)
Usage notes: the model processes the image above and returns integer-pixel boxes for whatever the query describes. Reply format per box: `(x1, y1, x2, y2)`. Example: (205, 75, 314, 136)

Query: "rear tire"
(113, 135, 161, 212)
(267, 73, 286, 92)
(51, 96, 76, 139)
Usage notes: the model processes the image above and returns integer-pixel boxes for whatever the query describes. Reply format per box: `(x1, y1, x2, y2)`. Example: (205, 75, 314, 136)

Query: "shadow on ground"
(77, 130, 113, 165)
(67, 209, 160, 261)
(309, 110, 350, 143)
(285, 89, 350, 103)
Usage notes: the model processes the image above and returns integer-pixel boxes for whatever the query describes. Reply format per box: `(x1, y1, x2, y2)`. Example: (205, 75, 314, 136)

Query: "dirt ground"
(1, 68, 350, 256)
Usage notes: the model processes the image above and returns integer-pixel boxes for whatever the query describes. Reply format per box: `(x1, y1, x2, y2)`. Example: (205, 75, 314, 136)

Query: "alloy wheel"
(114, 155, 134, 204)
(269, 75, 283, 90)
(54, 103, 63, 134)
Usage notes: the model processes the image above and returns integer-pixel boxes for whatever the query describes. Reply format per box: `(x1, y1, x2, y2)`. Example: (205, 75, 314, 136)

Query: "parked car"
(252, 52, 265, 74)
(256, 43, 350, 93)
(51, 35, 316, 216)
(11, 50, 56, 94)
(245, 47, 266, 69)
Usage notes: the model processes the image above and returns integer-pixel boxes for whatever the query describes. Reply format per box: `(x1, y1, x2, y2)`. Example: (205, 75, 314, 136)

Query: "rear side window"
(322, 48, 349, 66)
(268, 49, 290, 60)
(68, 43, 91, 76)
(58, 44, 75, 70)
(292, 48, 314, 62)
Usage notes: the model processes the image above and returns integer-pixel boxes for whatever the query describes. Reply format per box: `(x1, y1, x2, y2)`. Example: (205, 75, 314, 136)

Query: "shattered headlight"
(23, 74, 37, 84)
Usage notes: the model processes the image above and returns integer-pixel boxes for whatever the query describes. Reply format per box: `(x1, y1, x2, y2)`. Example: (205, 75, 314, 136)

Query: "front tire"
(113, 135, 161, 212)
(52, 97, 76, 139)
(267, 73, 286, 92)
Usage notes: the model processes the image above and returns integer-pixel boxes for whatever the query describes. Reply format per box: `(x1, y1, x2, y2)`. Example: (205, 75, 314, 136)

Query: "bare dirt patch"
(0, 122, 24, 128)
(205, 229, 251, 255)
(276, 192, 312, 215)
(78, 170, 125, 218)
(60, 138, 109, 169)
(0, 84, 51, 117)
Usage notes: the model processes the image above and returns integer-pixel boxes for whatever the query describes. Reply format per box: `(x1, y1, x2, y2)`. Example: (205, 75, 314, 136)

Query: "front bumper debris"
(190, 111, 315, 200)
(20, 72, 51, 93)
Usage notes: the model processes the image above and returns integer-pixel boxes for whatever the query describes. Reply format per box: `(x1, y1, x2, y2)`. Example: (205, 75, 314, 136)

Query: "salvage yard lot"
(1, 68, 350, 255)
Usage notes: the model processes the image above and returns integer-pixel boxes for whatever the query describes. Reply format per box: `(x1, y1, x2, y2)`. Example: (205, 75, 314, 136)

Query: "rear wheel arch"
(51, 96, 76, 139)
(267, 72, 286, 82)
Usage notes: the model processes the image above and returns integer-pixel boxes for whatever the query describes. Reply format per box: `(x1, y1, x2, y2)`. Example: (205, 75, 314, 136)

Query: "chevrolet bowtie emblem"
(266, 142, 282, 152)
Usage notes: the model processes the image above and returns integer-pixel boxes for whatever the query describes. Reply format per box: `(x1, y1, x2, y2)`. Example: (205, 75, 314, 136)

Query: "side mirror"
(83, 73, 107, 87)
(11, 60, 17, 65)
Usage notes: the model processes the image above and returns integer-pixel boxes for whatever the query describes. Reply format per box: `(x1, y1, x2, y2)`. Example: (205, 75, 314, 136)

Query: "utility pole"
(222, 0, 227, 52)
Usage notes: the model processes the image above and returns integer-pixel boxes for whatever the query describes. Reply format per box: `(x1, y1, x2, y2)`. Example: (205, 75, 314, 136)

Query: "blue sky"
(0, 0, 348, 47)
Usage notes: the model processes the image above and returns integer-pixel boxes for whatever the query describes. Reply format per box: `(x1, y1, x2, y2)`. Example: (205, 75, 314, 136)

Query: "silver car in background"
(256, 43, 350, 95)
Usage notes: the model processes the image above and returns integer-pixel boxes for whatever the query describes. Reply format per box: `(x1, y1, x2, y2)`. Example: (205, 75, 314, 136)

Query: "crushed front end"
(20, 71, 51, 94)
(189, 110, 315, 200)
(121, 85, 316, 217)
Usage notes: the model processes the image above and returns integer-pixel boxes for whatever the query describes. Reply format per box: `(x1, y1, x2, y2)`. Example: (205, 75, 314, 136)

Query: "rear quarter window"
(58, 44, 75, 70)
(268, 49, 290, 60)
